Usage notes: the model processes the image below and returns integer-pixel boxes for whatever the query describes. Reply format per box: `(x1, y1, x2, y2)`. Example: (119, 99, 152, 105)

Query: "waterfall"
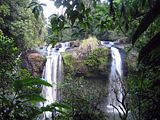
(59, 42, 70, 52)
(107, 47, 124, 113)
(100, 41, 125, 120)
(41, 42, 70, 119)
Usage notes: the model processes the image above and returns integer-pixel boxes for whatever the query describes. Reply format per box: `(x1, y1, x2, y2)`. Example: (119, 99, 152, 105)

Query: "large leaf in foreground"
(13, 77, 52, 92)
(41, 102, 71, 115)
(16, 94, 46, 102)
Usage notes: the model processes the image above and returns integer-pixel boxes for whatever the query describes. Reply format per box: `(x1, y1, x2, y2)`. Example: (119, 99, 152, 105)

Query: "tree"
(0, 0, 47, 51)
(0, 31, 18, 94)
(50, 0, 160, 120)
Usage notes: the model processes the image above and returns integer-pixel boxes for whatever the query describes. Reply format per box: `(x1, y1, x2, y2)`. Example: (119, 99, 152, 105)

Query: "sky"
(39, 0, 107, 19)
(39, 0, 63, 19)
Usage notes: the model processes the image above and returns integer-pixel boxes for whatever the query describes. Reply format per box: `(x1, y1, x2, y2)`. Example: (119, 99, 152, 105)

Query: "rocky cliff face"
(62, 37, 109, 77)
(21, 50, 46, 77)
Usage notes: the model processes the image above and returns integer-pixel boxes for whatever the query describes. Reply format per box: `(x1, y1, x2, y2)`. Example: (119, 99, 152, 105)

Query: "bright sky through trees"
(39, 0, 63, 19)
(39, 0, 107, 19)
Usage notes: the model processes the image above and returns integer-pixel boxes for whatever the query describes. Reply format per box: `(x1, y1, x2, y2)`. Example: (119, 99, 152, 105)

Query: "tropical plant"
(84, 48, 108, 73)
(0, 32, 18, 94)
(0, 0, 46, 51)
(60, 74, 108, 120)
(0, 73, 52, 119)
(0, 33, 62, 120)
(49, 14, 66, 42)
(112, 1, 160, 119)
(29, 0, 47, 19)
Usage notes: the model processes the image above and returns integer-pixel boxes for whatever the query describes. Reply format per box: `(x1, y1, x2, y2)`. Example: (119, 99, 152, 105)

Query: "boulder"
(71, 36, 99, 60)
(62, 36, 109, 77)
(21, 51, 45, 77)
(70, 40, 80, 48)
(116, 37, 129, 44)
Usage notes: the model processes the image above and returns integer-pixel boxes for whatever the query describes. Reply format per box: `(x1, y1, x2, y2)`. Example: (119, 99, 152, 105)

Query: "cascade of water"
(59, 42, 70, 52)
(99, 41, 126, 120)
(41, 53, 60, 119)
(107, 47, 124, 113)
(41, 42, 70, 119)
(56, 54, 63, 101)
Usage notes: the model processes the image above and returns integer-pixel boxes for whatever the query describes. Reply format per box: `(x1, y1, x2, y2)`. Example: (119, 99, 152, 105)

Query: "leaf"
(49, 14, 58, 20)
(41, 102, 71, 114)
(52, 102, 71, 110)
(71, 32, 79, 37)
(13, 80, 24, 92)
(0, 94, 11, 105)
(92, 0, 98, 8)
(131, 1, 160, 44)
(28, 2, 37, 8)
(79, 29, 85, 33)
(69, 10, 79, 25)
(32, 7, 40, 19)
(79, 1, 85, 11)
(13, 77, 52, 92)
(16, 94, 46, 102)
(28, 78, 52, 87)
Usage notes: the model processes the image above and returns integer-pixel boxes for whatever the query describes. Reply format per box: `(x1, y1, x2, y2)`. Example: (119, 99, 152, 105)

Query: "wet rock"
(70, 40, 80, 48)
(55, 43, 62, 50)
(116, 37, 129, 44)
(21, 51, 46, 77)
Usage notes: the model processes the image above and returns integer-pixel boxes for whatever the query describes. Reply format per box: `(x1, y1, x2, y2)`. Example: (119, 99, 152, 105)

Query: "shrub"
(84, 48, 108, 73)
(59, 74, 108, 120)
(0, 32, 18, 93)
(62, 53, 75, 75)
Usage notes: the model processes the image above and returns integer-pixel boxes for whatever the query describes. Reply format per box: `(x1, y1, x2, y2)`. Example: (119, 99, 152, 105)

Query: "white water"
(107, 47, 124, 114)
(58, 42, 70, 52)
(41, 42, 70, 119)
(100, 41, 125, 120)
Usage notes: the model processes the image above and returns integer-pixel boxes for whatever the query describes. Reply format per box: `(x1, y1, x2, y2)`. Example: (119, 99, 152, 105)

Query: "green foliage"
(84, 48, 108, 72)
(62, 53, 75, 75)
(103, 0, 160, 66)
(0, 33, 18, 71)
(131, 2, 160, 66)
(1, 0, 160, 119)
(0, 68, 53, 119)
(0, 33, 18, 93)
(0, 59, 68, 119)
(29, 0, 46, 19)
(0, 0, 47, 51)
(54, 0, 92, 26)
(0, 34, 52, 119)
(0, 4, 10, 17)
(128, 66, 160, 120)
(41, 102, 72, 119)
(59, 74, 107, 120)
(49, 14, 66, 42)
(49, 0, 106, 41)
(50, 39, 58, 47)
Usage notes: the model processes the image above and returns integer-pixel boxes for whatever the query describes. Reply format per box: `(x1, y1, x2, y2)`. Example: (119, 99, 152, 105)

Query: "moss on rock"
(83, 48, 108, 75)
(62, 52, 75, 75)
(62, 36, 109, 77)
